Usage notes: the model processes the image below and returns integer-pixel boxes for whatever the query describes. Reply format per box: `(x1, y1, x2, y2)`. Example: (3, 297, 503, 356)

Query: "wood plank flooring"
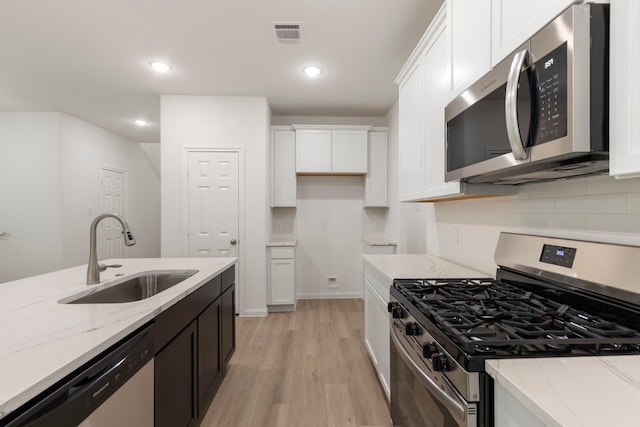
(201, 299, 391, 427)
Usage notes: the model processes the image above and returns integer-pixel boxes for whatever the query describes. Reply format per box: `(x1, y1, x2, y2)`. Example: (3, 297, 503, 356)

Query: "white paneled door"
(99, 167, 126, 260)
(187, 151, 239, 258)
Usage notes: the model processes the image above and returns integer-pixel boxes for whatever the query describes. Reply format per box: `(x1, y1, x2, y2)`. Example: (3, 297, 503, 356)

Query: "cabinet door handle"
(230, 239, 237, 245)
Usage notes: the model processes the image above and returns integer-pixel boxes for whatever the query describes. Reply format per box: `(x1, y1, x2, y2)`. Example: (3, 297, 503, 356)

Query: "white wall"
(60, 114, 161, 267)
(0, 113, 62, 282)
(0, 112, 160, 284)
(161, 95, 270, 316)
(294, 176, 365, 298)
(428, 174, 640, 275)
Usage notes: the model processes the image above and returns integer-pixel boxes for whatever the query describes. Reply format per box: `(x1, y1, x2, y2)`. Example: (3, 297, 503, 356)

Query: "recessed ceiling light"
(303, 65, 322, 77)
(134, 119, 148, 126)
(149, 61, 171, 72)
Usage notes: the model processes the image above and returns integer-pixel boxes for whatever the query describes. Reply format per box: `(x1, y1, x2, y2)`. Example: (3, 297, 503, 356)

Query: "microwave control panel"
(534, 42, 568, 144)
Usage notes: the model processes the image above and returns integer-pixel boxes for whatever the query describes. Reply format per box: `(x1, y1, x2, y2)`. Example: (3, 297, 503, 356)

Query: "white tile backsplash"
(554, 194, 627, 214)
(429, 174, 640, 272)
(628, 193, 640, 213)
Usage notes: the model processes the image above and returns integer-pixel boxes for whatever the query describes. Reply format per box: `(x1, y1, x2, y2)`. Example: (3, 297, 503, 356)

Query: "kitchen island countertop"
(487, 356, 640, 427)
(0, 257, 236, 420)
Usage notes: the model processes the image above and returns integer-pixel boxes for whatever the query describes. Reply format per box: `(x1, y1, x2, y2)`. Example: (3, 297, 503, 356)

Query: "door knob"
(230, 239, 237, 245)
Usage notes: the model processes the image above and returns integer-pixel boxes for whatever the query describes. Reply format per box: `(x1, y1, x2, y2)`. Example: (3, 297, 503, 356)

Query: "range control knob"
(422, 341, 439, 358)
(432, 353, 450, 372)
(392, 306, 405, 319)
(387, 302, 405, 318)
(405, 322, 421, 336)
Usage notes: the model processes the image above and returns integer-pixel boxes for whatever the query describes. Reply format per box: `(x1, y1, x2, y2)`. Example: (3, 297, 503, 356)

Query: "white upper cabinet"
(448, 0, 492, 98)
(396, 3, 516, 202)
(491, 0, 578, 66)
(331, 129, 368, 174)
(295, 129, 332, 173)
(398, 58, 425, 201)
(610, 0, 640, 179)
(294, 126, 369, 174)
(397, 7, 464, 201)
(365, 130, 389, 207)
(422, 17, 463, 199)
(271, 128, 297, 207)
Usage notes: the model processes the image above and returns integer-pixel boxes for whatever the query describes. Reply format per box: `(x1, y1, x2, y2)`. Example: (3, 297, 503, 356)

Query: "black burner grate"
(394, 278, 640, 357)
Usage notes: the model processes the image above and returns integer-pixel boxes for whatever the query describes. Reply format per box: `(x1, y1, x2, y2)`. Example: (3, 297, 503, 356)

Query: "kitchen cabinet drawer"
(270, 246, 295, 259)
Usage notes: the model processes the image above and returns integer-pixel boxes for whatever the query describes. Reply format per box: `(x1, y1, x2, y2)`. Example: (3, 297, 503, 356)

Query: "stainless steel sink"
(60, 270, 199, 304)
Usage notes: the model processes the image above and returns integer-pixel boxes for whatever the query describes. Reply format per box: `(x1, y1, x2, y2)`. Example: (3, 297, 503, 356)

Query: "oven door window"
(390, 337, 475, 427)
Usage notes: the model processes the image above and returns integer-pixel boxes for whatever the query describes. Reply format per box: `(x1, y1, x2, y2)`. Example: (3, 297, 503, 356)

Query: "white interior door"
(99, 168, 126, 260)
(187, 151, 239, 258)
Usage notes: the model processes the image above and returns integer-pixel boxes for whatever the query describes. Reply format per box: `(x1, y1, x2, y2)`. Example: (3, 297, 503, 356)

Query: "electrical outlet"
(275, 221, 283, 231)
(327, 277, 338, 288)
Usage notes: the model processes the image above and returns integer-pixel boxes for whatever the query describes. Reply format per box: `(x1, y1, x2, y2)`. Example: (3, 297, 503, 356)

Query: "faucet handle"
(98, 263, 123, 272)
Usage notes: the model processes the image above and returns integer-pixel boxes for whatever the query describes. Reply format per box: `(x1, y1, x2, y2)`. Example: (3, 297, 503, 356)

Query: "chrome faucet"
(87, 213, 136, 285)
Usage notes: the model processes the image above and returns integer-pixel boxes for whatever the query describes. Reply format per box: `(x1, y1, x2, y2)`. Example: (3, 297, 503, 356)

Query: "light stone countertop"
(486, 356, 640, 427)
(266, 240, 296, 247)
(363, 253, 490, 281)
(362, 238, 397, 246)
(0, 257, 236, 420)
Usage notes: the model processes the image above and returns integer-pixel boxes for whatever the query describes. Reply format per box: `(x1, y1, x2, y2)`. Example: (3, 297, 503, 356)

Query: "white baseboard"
(296, 292, 363, 300)
(240, 308, 268, 317)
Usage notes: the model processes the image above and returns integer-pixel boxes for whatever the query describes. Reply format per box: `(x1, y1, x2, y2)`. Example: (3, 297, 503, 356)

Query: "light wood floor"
(201, 299, 391, 427)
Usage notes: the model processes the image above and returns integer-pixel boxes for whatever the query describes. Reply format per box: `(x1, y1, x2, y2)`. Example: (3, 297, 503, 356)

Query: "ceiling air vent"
(272, 22, 303, 44)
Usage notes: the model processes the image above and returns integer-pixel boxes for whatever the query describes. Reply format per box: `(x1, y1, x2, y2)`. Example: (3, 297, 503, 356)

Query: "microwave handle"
(505, 49, 530, 160)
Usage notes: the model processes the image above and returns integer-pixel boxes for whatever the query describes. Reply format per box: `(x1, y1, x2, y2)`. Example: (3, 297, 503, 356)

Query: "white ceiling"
(0, 0, 442, 143)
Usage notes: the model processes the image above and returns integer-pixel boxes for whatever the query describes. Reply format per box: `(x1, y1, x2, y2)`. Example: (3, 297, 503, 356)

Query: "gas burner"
(393, 277, 640, 358)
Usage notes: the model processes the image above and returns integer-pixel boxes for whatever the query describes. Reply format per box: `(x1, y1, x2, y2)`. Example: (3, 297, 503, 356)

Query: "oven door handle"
(390, 323, 467, 423)
(505, 48, 530, 160)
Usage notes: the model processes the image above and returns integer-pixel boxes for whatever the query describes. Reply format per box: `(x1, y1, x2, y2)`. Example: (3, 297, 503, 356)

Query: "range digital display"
(540, 244, 576, 268)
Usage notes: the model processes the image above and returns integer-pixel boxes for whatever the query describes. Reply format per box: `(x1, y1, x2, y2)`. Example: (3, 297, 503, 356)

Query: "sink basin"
(60, 270, 199, 304)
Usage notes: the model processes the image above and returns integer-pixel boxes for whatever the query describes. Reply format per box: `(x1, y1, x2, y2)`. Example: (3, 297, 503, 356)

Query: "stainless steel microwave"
(445, 3, 609, 185)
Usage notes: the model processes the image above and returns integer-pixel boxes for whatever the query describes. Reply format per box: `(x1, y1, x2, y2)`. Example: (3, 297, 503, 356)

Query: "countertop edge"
(0, 257, 237, 420)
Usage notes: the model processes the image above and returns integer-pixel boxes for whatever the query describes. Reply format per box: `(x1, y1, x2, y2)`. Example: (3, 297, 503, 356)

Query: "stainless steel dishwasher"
(3, 324, 154, 427)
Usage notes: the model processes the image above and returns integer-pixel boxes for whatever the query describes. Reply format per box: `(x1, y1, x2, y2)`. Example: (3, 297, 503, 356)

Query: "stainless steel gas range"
(388, 233, 640, 427)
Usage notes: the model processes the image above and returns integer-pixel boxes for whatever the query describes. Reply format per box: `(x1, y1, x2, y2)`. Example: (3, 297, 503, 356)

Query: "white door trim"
(182, 147, 245, 315)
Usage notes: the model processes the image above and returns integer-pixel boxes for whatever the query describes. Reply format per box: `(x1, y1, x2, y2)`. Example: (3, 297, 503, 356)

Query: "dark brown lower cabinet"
(221, 284, 235, 366)
(154, 265, 235, 427)
(154, 321, 198, 427)
(197, 298, 221, 412)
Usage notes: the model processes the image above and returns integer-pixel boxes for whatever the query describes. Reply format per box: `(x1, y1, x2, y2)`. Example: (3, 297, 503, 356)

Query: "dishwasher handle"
(3, 324, 154, 427)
